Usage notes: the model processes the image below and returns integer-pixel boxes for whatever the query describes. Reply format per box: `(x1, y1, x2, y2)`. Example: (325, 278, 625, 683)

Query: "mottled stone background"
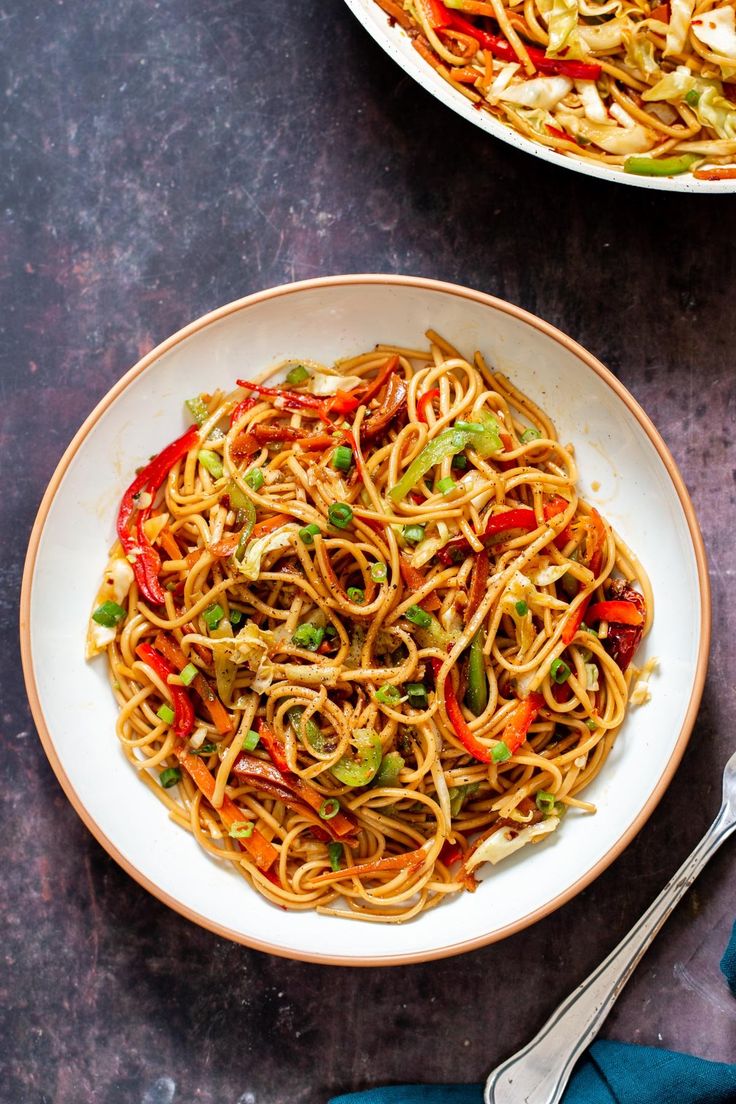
(2, 1, 735, 1102)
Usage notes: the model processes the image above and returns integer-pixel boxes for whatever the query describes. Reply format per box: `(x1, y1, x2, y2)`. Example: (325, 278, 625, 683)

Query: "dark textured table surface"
(3, 2, 736, 1102)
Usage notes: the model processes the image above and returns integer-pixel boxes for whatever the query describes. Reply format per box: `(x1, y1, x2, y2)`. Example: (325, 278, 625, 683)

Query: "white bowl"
(343, 0, 736, 194)
(20, 275, 709, 964)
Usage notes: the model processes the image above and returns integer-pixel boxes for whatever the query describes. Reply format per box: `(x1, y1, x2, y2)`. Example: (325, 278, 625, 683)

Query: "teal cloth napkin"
(330, 925, 736, 1104)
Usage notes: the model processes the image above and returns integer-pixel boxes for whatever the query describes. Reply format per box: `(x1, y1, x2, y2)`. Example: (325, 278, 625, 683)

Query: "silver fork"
(485, 749, 736, 1104)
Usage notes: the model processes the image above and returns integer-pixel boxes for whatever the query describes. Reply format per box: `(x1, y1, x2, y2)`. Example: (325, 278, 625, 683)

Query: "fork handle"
(485, 802, 736, 1104)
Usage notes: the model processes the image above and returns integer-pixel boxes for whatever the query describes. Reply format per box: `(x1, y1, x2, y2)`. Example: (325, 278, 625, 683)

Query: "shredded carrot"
(450, 66, 482, 83)
(157, 526, 182, 561)
(154, 632, 233, 735)
(209, 534, 240, 558)
(176, 748, 278, 870)
(250, 513, 292, 540)
(693, 166, 736, 180)
(310, 845, 429, 886)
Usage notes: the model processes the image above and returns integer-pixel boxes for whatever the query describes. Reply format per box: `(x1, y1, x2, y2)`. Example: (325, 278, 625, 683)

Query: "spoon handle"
(485, 803, 736, 1104)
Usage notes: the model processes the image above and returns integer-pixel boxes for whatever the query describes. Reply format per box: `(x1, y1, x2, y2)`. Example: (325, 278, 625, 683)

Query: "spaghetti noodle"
(372, 0, 736, 180)
(87, 334, 651, 922)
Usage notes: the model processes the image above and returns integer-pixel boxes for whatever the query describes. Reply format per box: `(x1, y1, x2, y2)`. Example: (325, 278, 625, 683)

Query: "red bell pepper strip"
(232, 751, 358, 841)
(235, 379, 332, 425)
(341, 426, 366, 484)
(465, 549, 489, 621)
(417, 388, 440, 423)
(117, 425, 198, 605)
(255, 718, 290, 773)
(561, 508, 607, 645)
(176, 747, 278, 871)
(546, 124, 581, 147)
(326, 390, 361, 416)
(431, 658, 491, 763)
(438, 507, 538, 564)
(440, 6, 602, 79)
(361, 374, 408, 439)
(136, 642, 195, 740)
(152, 632, 233, 735)
(229, 396, 258, 426)
(439, 840, 464, 866)
(586, 600, 644, 627)
(499, 692, 544, 755)
(356, 354, 400, 406)
(417, 0, 451, 26)
(602, 582, 646, 672)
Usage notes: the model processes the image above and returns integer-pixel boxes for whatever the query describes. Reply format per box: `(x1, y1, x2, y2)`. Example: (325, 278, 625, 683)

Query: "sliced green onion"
(347, 586, 364, 604)
(402, 524, 425, 544)
(203, 603, 225, 631)
(245, 468, 264, 492)
(492, 742, 511, 764)
(156, 703, 175, 725)
(436, 476, 456, 495)
(328, 841, 343, 871)
(331, 445, 353, 471)
(229, 821, 254, 838)
(375, 684, 402, 705)
(536, 790, 557, 815)
(405, 605, 432, 629)
(319, 798, 341, 820)
(550, 658, 571, 684)
(370, 562, 387, 583)
(286, 363, 310, 385)
(180, 662, 198, 686)
(242, 729, 260, 751)
(229, 609, 244, 627)
(192, 742, 217, 756)
(299, 522, 321, 545)
(185, 396, 209, 425)
(580, 622, 599, 638)
(159, 766, 181, 788)
(198, 449, 223, 480)
(292, 622, 325, 651)
(324, 625, 337, 639)
(91, 600, 126, 628)
(515, 600, 528, 616)
(328, 502, 353, 529)
(406, 683, 428, 709)
(452, 454, 468, 470)
(684, 89, 700, 106)
(586, 718, 598, 731)
(520, 427, 541, 443)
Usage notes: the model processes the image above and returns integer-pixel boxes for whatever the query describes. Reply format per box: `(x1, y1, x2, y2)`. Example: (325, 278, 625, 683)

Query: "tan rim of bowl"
(19, 274, 711, 966)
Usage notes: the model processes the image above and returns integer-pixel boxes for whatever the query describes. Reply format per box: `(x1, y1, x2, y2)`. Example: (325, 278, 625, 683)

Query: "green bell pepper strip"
(288, 706, 328, 753)
(624, 154, 699, 177)
(331, 727, 383, 786)
(465, 628, 488, 716)
(389, 419, 501, 501)
(373, 751, 405, 788)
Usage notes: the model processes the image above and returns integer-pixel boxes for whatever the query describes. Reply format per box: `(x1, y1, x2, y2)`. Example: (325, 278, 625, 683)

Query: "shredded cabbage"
(308, 371, 363, 397)
(665, 0, 696, 55)
(466, 816, 559, 871)
(498, 75, 573, 110)
(546, 0, 583, 56)
(624, 30, 659, 76)
(575, 79, 609, 123)
(643, 68, 736, 138)
(691, 4, 736, 58)
(556, 110, 655, 153)
(235, 523, 298, 581)
(530, 561, 571, 586)
(578, 20, 627, 50)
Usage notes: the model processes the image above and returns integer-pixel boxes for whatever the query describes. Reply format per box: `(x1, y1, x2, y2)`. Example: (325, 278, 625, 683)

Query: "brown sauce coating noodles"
(87, 334, 652, 923)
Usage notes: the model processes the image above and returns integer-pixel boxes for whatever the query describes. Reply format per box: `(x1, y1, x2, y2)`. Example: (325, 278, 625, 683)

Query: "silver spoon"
(485, 749, 736, 1104)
